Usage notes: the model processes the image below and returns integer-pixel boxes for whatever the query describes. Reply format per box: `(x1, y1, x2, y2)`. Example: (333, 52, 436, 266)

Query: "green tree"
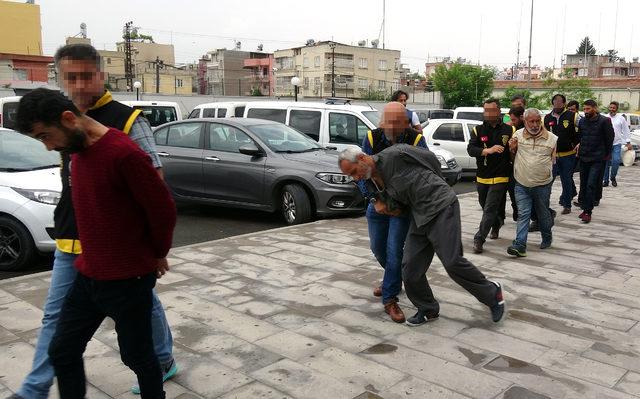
(576, 36, 596, 55)
(432, 63, 495, 108)
(500, 86, 534, 108)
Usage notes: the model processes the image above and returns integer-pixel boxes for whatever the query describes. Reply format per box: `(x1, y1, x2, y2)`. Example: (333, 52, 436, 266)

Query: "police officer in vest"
(467, 98, 516, 254)
(13, 44, 177, 399)
(544, 94, 579, 215)
(359, 101, 427, 323)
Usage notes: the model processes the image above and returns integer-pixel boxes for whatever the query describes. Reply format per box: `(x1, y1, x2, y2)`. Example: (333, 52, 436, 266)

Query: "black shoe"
(611, 178, 617, 187)
(507, 244, 527, 257)
(540, 238, 552, 249)
(405, 310, 439, 327)
(489, 227, 499, 240)
(528, 221, 539, 232)
(473, 240, 484, 254)
(489, 281, 505, 323)
(573, 200, 582, 208)
(602, 181, 609, 187)
(594, 201, 600, 207)
(550, 209, 557, 219)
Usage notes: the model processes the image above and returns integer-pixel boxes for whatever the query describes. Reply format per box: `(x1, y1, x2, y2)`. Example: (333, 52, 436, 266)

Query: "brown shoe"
(473, 240, 484, 254)
(561, 207, 571, 215)
(384, 299, 406, 323)
(489, 227, 499, 240)
(373, 286, 382, 297)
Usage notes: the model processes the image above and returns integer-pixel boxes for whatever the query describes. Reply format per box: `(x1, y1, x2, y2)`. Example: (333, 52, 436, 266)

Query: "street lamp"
(133, 81, 142, 100)
(291, 76, 301, 101)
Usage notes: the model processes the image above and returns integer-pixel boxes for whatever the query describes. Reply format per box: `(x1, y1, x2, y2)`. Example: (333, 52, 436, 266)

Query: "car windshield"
(132, 106, 178, 127)
(247, 123, 323, 153)
(0, 130, 60, 171)
(456, 112, 484, 121)
(362, 111, 381, 127)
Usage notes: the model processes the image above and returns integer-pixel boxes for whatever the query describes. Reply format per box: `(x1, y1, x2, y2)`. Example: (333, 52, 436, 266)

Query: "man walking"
(467, 99, 515, 253)
(16, 88, 176, 398)
(507, 109, 558, 257)
(603, 101, 632, 187)
(359, 102, 427, 323)
(544, 94, 579, 214)
(338, 145, 505, 326)
(576, 100, 614, 223)
(12, 44, 176, 399)
(391, 90, 422, 132)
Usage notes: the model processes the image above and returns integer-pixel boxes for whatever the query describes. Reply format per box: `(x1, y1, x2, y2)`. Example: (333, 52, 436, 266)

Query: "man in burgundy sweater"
(16, 88, 176, 399)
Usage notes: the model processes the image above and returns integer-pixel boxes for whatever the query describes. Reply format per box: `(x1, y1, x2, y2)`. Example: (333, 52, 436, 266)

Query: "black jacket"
(577, 114, 614, 163)
(467, 121, 515, 184)
(544, 110, 579, 155)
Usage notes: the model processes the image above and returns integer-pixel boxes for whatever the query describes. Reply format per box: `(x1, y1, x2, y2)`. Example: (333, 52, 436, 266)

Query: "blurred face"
(511, 98, 525, 108)
(552, 96, 565, 111)
(57, 58, 105, 111)
(524, 113, 542, 136)
(483, 102, 500, 124)
(28, 111, 87, 152)
(609, 103, 618, 115)
(584, 105, 597, 118)
(339, 157, 372, 181)
(396, 94, 408, 105)
(568, 104, 579, 113)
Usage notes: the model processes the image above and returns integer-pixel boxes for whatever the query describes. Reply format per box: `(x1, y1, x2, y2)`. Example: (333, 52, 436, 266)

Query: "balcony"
(244, 58, 271, 68)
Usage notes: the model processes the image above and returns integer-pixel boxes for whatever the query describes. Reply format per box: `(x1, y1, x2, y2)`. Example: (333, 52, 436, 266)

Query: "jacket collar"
(88, 91, 113, 110)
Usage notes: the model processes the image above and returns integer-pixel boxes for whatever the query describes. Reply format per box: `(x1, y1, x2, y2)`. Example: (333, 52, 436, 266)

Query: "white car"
(0, 96, 21, 129)
(424, 119, 482, 176)
(120, 100, 183, 129)
(188, 102, 247, 119)
(453, 106, 510, 122)
(0, 128, 61, 271)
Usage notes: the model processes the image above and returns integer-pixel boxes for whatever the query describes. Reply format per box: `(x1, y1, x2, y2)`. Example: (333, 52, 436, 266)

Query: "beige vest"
(513, 128, 558, 187)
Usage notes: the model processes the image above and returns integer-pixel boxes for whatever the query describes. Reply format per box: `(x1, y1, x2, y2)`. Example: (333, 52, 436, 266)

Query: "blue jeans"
(553, 154, 577, 209)
(18, 250, 174, 399)
(514, 182, 553, 249)
(366, 203, 410, 304)
(603, 144, 622, 183)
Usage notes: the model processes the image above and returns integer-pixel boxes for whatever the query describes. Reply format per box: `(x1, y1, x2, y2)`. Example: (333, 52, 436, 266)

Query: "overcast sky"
(34, 0, 640, 73)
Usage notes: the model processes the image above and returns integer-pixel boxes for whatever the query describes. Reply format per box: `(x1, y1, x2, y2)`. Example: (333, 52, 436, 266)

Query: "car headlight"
(315, 172, 354, 184)
(12, 188, 61, 205)
(436, 155, 448, 169)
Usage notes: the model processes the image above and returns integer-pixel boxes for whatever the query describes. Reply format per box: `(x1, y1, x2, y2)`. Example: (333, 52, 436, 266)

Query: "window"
(187, 109, 200, 119)
(176, 79, 183, 88)
(132, 106, 178, 127)
(358, 78, 368, 89)
(1, 101, 19, 130)
(433, 123, 465, 142)
(378, 80, 386, 90)
(378, 59, 387, 71)
(303, 77, 309, 88)
(107, 58, 111, 64)
(467, 123, 481, 134)
(167, 123, 202, 148)
(217, 108, 227, 117)
(202, 108, 216, 118)
(578, 68, 588, 77)
(314, 56, 321, 67)
(234, 106, 245, 117)
(359, 58, 368, 68)
(329, 113, 369, 145)
(314, 77, 321, 87)
(602, 67, 614, 76)
(303, 57, 309, 67)
(208, 123, 253, 153)
(154, 127, 168, 145)
(289, 110, 321, 141)
(247, 108, 287, 124)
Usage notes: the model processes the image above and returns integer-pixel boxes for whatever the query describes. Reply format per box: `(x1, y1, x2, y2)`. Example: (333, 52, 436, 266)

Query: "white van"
(0, 96, 21, 130)
(453, 106, 510, 122)
(120, 100, 182, 128)
(188, 102, 246, 119)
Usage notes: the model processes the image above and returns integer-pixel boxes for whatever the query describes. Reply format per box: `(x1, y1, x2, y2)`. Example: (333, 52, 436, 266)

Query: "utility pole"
(330, 42, 336, 97)
(123, 21, 134, 91)
(155, 56, 163, 94)
(527, 0, 534, 90)
(382, 0, 386, 50)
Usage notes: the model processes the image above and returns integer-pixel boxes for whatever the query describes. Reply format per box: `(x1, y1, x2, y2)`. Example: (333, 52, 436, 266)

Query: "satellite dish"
(358, 40, 366, 47)
(80, 22, 87, 29)
(257, 44, 264, 52)
(305, 39, 315, 46)
(371, 39, 379, 48)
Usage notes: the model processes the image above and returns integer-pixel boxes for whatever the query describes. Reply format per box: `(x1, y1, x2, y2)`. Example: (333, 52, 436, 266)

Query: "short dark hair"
(510, 94, 527, 106)
(16, 88, 81, 134)
(583, 99, 598, 107)
(610, 101, 620, 108)
(508, 106, 525, 117)
(54, 43, 101, 68)
(551, 94, 566, 104)
(567, 100, 579, 109)
(483, 98, 500, 108)
(391, 90, 408, 101)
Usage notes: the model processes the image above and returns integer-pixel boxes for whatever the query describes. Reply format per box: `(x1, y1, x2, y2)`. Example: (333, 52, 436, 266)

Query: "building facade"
(0, 0, 42, 56)
(273, 41, 402, 99)
(243, 52, 274, 96)
(562, 54, 640, 79)
(199, 49, 255, 96)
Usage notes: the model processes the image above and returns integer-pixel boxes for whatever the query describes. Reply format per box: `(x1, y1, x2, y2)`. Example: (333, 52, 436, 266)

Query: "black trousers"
(579, 160, 604, 213)
(402, 200, 498, 315)
(48, 273, 165, 399)
(475, 182, 508, 242)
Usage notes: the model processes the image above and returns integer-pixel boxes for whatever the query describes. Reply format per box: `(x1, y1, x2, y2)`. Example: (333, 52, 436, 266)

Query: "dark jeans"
(48, 273, 165, 399)
(366, 203, 410, 304)
(553, 154, 577, 209)
(513, 182, 553, 248)
(402, 200, 499, 315)
(475, 182, 508, 243)
(579, 160, 604, 214)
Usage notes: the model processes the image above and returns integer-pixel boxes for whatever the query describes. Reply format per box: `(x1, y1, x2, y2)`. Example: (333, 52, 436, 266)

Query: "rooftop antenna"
(516, 0, 524, 80)
(382, 0, 386, 49)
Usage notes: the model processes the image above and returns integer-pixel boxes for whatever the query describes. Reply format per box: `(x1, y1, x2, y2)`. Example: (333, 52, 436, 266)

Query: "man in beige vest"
(506, 108, 558, 257)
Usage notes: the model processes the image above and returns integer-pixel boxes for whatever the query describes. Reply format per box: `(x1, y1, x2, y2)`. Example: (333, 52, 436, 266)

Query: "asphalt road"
(0, 180, 476, 280)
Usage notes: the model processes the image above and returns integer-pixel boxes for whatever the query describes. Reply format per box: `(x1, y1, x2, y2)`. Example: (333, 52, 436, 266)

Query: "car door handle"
(157, 152, 170, 157)
(204, 156, 220, 162)
(433, 142, 441, 146)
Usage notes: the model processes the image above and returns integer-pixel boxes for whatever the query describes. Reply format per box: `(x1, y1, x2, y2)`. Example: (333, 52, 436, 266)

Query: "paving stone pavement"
(1, 166, 639, 398)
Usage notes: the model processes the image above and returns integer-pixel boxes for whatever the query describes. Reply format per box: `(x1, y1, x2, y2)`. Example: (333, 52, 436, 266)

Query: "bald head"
(381, 102, 409, 139)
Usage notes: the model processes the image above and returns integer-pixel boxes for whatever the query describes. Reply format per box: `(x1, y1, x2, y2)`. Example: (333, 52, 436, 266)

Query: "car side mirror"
(239, 143, 263, 156)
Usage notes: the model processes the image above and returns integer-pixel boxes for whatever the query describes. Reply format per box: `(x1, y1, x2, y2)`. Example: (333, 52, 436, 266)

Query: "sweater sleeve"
(604, 118, 615, 157)
(467, 125, 484, 157)
(119, 151, 177, 258)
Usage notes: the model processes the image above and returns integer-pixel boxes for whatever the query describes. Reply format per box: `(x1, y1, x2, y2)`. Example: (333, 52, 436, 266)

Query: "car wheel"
(280, 184, 312, 225)
(0, 216, 37, 272)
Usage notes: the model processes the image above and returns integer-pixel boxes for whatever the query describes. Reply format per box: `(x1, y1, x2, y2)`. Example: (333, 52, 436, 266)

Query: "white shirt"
(410, 111, 420, 127)
(607, 113, 631, 145)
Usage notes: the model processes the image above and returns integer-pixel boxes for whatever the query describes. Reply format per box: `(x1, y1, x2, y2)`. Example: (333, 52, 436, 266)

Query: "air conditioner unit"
(620, 101, 630, 110)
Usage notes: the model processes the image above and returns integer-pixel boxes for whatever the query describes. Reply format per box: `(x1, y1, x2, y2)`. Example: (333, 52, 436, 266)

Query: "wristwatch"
(369, 197, 377, 204)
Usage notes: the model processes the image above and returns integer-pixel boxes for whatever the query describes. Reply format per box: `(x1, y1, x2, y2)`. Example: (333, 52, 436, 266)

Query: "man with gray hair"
(339, 145, 505, 326)
(507, 108, 558, 257)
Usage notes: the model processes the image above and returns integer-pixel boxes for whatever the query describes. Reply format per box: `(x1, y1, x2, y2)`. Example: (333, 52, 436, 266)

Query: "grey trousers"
(402, 200, 498, 315)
